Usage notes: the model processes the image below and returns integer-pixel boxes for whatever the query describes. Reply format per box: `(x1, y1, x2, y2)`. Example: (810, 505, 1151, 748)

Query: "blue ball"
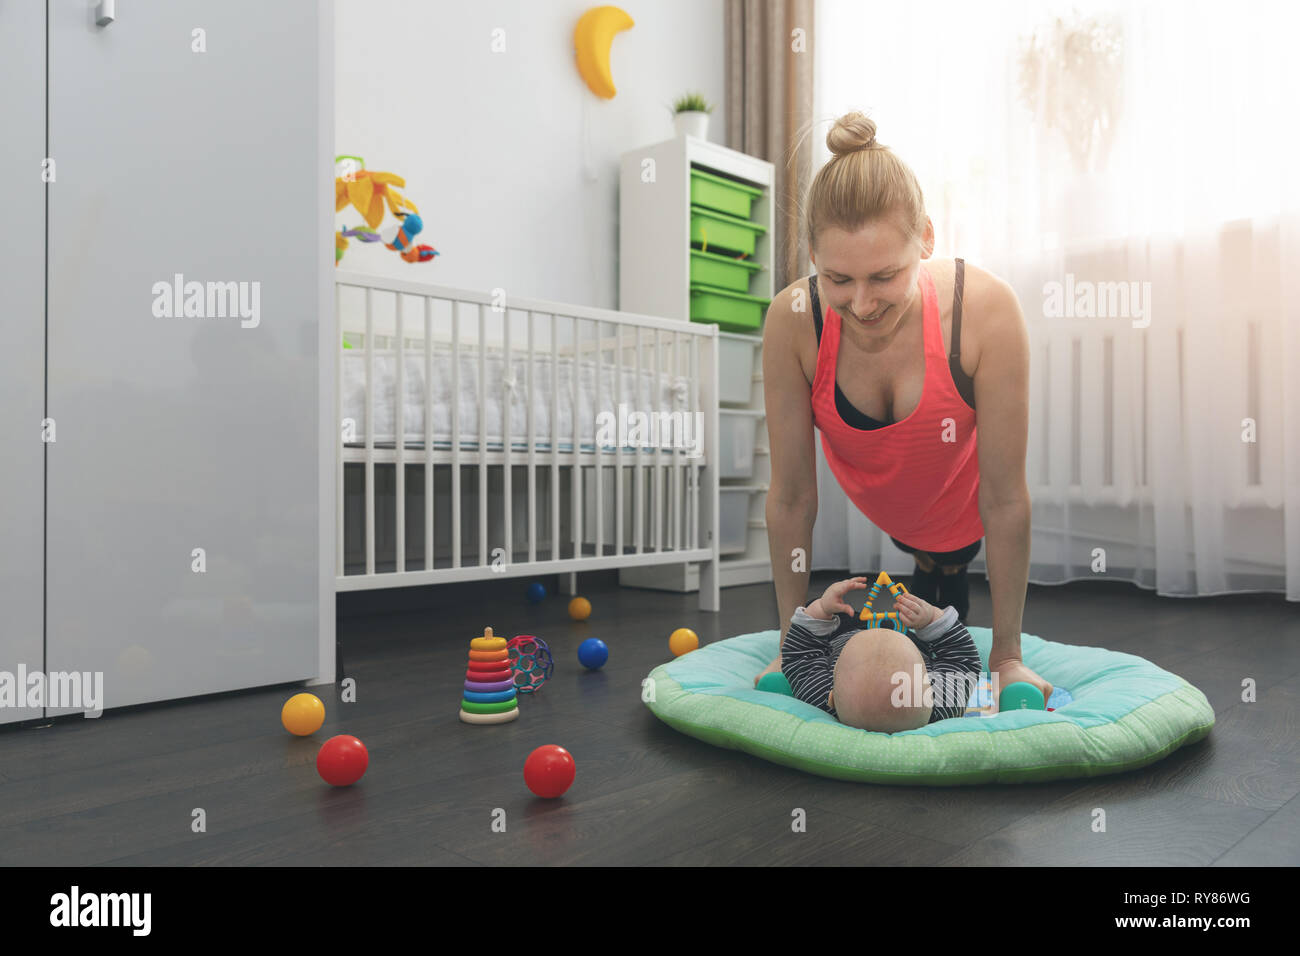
(526, 581, 546, 604)
(577, 638, 608, 670)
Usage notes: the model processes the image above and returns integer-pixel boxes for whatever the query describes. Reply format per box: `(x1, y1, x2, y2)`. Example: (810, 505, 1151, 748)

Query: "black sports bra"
(811, 259, 977, 429)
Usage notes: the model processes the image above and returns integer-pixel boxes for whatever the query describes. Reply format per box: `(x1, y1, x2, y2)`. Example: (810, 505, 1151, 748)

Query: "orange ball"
(281, 692, 325, 736)
(568, 596, 592, 621)
(668, 627, 699, 657)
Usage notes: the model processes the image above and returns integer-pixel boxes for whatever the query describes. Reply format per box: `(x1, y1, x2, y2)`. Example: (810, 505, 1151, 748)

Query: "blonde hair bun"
(827, 112, 878, 157)
(802, 109, 927, 252)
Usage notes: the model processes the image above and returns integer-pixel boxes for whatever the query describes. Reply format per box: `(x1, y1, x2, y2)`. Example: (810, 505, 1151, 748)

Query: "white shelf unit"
(617, 135, 773, 591)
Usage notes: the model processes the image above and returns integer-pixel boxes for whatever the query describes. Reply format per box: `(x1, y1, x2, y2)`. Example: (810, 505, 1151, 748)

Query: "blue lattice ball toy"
(507, 634, 554, 694)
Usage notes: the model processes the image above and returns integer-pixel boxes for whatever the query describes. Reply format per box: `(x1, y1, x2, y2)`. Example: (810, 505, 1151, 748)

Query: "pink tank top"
(810, 267, 984, 552)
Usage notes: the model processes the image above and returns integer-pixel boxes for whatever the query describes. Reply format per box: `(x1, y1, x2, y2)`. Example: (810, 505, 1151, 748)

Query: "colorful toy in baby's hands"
(857, 571, 910, 632)
(334, 155, 439, 266)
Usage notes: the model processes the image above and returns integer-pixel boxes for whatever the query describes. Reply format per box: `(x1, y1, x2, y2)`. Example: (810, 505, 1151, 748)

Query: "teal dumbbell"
(756, 672, 794, 696)
(999, 681, 1045, 712)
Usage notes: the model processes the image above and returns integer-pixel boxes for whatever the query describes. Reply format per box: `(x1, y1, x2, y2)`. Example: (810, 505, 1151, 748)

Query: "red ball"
(317, 734, 369, 787)
(523, 744, 575, 798)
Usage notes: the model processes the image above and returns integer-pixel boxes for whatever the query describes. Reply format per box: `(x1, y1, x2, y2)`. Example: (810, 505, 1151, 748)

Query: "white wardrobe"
(0, 0, 334, 724)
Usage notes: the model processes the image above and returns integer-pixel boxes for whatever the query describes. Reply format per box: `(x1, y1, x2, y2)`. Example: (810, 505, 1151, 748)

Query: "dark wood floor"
(2, 570, 1297, 866)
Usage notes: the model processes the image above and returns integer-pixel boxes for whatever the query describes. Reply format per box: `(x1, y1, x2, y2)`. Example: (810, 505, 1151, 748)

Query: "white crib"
(333, 271, 721, 611)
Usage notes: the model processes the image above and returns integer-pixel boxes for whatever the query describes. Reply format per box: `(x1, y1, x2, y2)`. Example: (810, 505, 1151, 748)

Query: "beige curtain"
(724, 0, 816, 291)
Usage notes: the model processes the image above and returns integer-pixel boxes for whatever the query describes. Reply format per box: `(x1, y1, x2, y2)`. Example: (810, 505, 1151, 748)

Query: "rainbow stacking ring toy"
(459, 627, 519, 724)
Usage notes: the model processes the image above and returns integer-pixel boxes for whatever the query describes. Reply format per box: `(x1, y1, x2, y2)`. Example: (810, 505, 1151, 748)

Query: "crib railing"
(333, 271, 721, 611)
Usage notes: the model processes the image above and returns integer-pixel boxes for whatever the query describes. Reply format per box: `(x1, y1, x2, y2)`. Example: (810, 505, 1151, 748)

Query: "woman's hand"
(990, 656, 1054, 707)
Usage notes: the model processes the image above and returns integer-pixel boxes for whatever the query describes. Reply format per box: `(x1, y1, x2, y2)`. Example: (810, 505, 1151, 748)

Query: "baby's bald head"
(830, 629, 933, 732)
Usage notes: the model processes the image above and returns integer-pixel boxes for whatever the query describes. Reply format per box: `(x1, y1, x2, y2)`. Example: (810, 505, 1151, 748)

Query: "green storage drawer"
(690, 283, 770, 332)
(690, 249, 762, 293)
(690, 205, 766, 257)
(690, 167, 764, 219)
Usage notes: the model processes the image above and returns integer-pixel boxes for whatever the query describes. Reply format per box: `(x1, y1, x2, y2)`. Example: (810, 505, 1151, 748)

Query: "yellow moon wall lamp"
(574, 6, 634, 99)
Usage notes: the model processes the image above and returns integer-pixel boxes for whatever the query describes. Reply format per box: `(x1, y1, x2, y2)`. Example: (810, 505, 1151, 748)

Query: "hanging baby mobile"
(334, 154, 439, 266)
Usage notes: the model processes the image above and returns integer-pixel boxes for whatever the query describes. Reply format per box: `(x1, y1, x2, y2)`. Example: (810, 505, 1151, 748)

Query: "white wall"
(335, 0, 726, 311)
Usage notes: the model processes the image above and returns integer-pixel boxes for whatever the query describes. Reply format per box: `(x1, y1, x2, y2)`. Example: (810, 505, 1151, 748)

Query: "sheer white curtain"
(810, 0, 1300, 599)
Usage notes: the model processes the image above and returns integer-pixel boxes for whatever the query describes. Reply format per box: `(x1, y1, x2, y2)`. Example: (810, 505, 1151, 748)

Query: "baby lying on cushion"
(782, 576, 981, 732)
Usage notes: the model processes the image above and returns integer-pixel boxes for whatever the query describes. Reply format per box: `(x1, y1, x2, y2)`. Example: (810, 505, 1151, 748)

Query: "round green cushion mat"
(643, 626, 1214, 786)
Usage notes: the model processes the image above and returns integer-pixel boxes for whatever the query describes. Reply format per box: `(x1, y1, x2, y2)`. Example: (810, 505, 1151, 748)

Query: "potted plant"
(671, 92, 714, 140)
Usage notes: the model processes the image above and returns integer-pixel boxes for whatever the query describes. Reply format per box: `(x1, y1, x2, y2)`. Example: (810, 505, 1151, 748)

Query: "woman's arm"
(969, 276, 1040, 684)
(767, 499, 817, 641)
(762, 286, 819, 642)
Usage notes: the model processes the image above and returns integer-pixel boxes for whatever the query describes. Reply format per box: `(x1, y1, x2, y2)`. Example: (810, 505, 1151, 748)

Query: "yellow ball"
(281, 693, 325, 736)
(668, 627, 699, 657)
(568, 596, 592, 621)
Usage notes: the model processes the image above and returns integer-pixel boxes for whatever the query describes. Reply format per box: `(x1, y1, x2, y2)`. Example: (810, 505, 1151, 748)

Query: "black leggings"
(890, 537, 982, 567)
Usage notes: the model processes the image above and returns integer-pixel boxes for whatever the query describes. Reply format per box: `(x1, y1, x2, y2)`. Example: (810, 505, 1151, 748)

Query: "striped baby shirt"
(780, 604, 982, 724)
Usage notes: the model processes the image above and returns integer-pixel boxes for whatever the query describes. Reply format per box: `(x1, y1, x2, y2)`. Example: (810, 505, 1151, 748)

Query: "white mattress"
(342, 346, 691, 448)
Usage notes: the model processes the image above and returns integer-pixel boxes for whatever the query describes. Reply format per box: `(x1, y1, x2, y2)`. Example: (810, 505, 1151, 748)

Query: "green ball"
(756, 672, 793, 696)
(999, 681, 1045, 712)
